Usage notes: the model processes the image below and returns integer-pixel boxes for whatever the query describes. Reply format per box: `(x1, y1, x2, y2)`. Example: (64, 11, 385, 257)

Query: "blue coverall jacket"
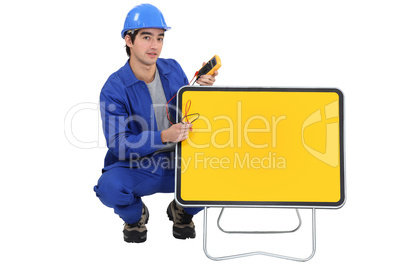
(100, 58, 189, 171)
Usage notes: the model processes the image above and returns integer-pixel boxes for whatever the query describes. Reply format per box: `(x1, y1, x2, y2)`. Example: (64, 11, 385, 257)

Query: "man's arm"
(100, 88, 166, 160)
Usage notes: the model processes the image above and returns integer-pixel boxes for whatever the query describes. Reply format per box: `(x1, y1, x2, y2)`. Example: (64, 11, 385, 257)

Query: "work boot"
(166, 200, 196, 239)
(123, 203, 149, 243)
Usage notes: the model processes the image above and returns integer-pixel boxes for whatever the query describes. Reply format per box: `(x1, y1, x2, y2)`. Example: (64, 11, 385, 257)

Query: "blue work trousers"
(94, 152, 203, 224)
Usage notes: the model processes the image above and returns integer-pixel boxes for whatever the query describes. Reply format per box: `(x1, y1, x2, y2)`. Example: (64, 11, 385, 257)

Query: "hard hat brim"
(121, 26, 171, 39)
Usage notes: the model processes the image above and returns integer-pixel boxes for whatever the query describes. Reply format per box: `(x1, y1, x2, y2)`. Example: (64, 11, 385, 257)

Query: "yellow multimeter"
(196, 55, 221, 80)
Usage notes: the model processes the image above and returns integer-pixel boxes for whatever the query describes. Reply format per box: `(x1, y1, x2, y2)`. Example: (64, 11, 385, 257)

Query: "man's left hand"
(196, 62, 219, 86)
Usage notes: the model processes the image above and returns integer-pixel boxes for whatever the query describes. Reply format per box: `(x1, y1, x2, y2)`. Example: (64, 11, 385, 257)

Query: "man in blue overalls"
(93, 4, 218, 243)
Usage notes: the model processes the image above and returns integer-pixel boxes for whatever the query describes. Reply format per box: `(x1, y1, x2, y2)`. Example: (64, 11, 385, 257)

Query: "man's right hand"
(161, 122, 192, 143)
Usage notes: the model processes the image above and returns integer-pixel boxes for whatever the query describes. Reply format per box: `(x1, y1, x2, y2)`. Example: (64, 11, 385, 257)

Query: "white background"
(1, 0, 401, 267)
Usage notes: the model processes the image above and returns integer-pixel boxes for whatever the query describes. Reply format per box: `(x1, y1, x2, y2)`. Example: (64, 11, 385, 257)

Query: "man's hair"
(125, 30, 139, 57)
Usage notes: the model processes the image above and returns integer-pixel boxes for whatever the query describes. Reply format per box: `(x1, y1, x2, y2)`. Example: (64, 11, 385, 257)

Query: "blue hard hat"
(121, 4, 171, 39)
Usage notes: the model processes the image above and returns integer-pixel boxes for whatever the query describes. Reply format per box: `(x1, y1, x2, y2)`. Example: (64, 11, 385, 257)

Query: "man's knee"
(94, 175, 134, 207)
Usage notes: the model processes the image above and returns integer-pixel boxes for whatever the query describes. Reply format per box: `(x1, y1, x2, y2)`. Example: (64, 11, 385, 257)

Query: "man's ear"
(125, 35, 133, 47)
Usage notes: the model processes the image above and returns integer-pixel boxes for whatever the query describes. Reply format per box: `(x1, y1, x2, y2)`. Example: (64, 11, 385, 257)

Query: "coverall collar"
(121, 59, 171, 87)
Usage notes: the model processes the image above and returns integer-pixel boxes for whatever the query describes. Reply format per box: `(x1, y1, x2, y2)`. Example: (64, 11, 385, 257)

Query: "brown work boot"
(123, 203, 149, 243)
(166, 200, 196, 239)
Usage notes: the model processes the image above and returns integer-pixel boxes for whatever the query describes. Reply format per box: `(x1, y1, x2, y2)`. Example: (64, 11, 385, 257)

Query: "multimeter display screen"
(211, 58, 217, 65)
(198, 57, 216, 76)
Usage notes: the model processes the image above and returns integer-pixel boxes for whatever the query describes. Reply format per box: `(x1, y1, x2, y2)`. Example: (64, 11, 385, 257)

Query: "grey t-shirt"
(147, 68, 176, 153)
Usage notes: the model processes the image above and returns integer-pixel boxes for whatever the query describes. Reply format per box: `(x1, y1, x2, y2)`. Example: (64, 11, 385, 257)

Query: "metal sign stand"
(202, 207, 317, 262)
(217, 207, 302, 234)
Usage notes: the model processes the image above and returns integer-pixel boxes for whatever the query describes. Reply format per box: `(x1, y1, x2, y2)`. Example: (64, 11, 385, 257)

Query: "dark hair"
(125, 30, 139, 57)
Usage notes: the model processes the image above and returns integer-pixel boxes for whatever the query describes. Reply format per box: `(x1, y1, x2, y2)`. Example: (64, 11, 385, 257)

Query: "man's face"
(129, 28, 165, 66)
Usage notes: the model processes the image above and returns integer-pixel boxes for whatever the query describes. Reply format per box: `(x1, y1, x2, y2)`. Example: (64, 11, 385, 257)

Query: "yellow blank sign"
(176, 87, 345, 208)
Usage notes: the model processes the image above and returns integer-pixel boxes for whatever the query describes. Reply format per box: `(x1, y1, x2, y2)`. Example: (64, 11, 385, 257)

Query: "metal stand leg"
(203, 207, 317, 262)
(217, 207, 302, 234)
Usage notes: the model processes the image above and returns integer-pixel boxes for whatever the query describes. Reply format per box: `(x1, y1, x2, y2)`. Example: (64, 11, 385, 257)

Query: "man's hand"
(196, 62, 219, 86)
(161, 122, 193, 143)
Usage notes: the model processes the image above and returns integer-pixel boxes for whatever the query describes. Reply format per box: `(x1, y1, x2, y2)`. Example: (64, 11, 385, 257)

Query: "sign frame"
(175, 87, 345, 209)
